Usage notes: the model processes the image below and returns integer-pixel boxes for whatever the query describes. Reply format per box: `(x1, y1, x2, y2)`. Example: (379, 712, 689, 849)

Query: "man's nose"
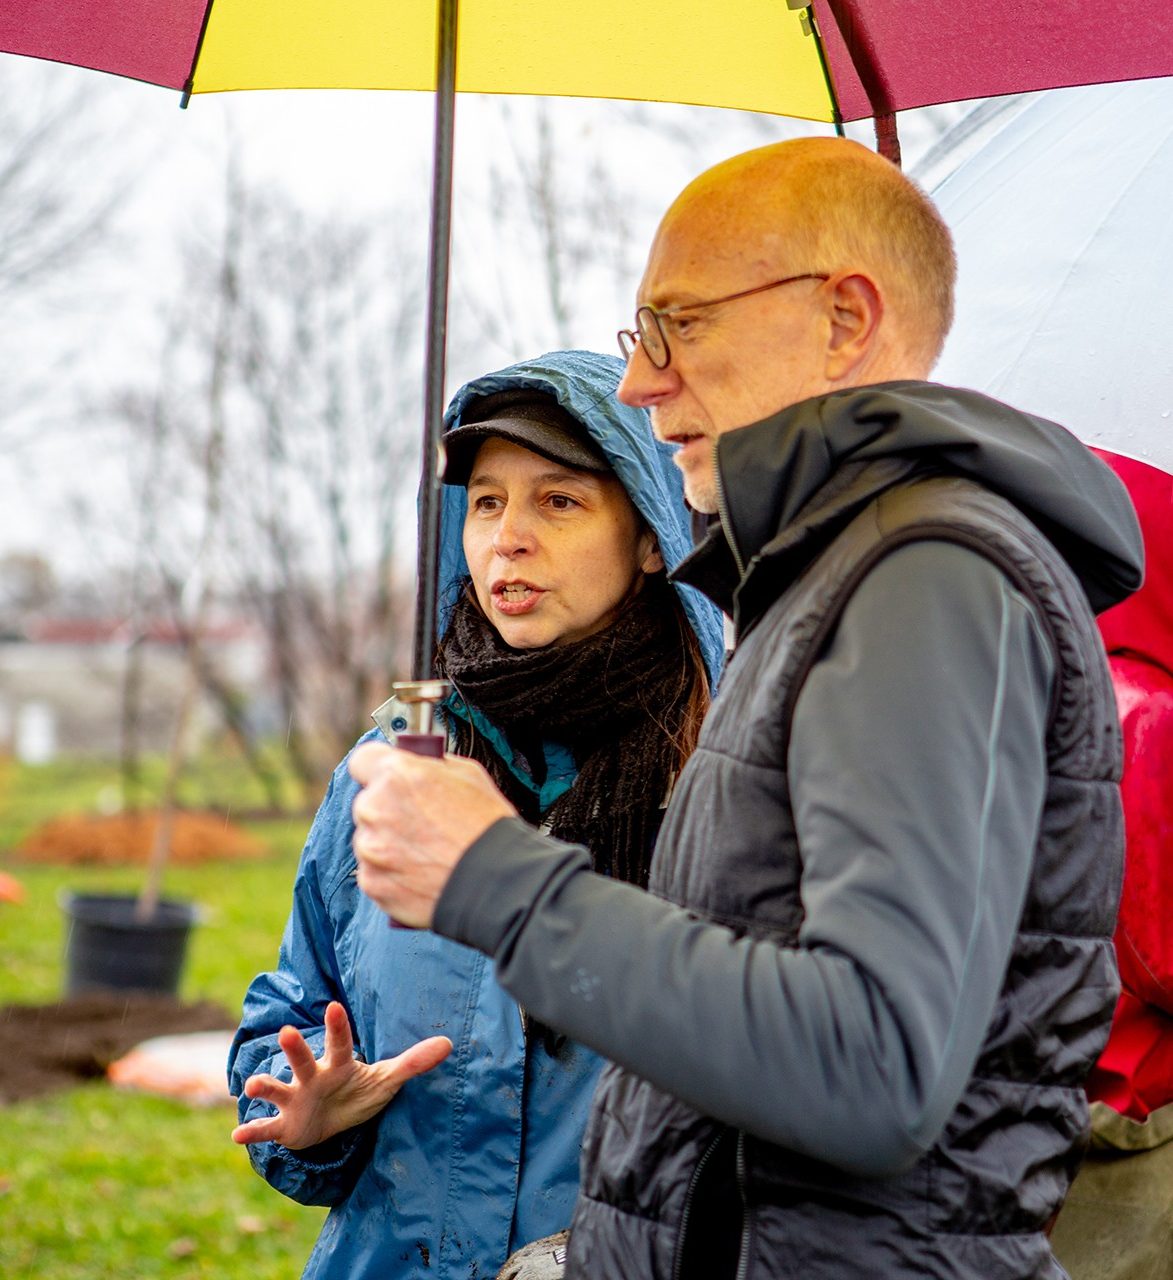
(617, 344, 679, 412)
(491, 503, 537, 556)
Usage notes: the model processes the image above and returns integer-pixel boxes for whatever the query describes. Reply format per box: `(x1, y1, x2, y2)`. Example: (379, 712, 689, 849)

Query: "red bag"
(1087, 450, 1173, 1124)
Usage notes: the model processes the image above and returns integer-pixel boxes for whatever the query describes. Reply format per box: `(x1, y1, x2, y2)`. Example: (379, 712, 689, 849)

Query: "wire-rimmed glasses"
(617, 273, 829, 370)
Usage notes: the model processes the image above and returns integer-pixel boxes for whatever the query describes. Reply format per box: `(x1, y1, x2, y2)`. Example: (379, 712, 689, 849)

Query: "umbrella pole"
(412, 0, 460, 684)
(812, 2, 901, 163)
(793, 4, 845, 138)
(388, 0, 457, 916)
(873, 113, 902, 167)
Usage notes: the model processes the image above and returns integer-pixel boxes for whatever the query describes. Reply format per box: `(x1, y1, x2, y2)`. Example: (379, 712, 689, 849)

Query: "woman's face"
(462, 438, 663, 650)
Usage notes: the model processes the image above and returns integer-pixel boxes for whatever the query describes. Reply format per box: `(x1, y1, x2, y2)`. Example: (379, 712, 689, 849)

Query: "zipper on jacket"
(714, 450, 747, 581)
(671, 1128, 731, 1280)
(734, 1131, 753, 1280)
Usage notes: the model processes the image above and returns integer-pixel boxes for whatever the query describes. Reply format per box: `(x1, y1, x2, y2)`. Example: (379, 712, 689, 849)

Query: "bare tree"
(221, 187, 423, 797)
(0, 81, 125, 299)
(0, 65, 139, 450)
(109, 164, 426, 807)
(452, 99, 645, 361)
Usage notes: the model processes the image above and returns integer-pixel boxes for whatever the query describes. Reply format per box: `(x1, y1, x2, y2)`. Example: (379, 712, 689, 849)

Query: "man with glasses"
(348, 137, 1143, 1279)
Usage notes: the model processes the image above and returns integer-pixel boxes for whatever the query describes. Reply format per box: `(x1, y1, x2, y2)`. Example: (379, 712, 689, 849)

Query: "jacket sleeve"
(433, 541, 1055, 1177)
(227, 767, 375, 1206)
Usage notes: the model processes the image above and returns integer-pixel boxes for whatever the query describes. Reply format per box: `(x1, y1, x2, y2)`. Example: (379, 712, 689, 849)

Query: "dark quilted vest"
(570, 476, 1123, 1280)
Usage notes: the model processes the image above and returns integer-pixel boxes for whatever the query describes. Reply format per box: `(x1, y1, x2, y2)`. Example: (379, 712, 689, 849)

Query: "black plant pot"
(61, 892, 198, 997)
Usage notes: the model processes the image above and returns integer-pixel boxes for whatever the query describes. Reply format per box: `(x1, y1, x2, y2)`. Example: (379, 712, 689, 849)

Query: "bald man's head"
(660, 138, 956, 373)
(616, 139, 960, 510)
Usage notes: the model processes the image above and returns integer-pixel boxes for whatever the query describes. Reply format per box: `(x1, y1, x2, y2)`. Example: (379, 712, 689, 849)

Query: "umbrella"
(4, 2, 1173, 687)
(6, 3, 1172, 131)
(928, 79, 1173, 473)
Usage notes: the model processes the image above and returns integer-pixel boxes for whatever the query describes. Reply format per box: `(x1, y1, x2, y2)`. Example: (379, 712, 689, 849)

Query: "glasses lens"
(618, 329, 637, 363)
(636, 307, 668, 369)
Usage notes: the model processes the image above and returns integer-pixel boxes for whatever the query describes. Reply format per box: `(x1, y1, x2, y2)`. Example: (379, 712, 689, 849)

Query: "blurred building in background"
(0, 614, 271, 763)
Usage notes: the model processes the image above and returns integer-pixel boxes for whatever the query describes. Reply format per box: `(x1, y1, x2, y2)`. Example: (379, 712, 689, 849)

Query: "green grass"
(0, 755, 329, 1279)
(2, 1087, 325, 1279)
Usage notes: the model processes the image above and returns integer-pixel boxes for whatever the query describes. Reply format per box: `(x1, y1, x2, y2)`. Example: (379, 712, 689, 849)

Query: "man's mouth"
(653, 419, 707, 450)
(666, 434, 712, 464)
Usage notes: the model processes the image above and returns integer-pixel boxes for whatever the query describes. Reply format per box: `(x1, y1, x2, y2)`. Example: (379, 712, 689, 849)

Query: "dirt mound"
(0, 993, 237, 1104)
(14, 810, 267, 866)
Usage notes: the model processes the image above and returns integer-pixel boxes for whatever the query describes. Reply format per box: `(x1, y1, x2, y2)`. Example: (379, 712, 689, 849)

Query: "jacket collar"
(672, 380, 1144, 633)
(673, 385, 924, 629)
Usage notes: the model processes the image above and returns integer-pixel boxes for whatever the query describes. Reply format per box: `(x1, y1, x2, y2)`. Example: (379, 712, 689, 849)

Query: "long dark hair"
(435, 571, 709, 889)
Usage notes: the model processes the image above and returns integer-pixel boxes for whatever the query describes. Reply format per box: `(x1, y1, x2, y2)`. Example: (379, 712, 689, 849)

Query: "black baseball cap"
(442, 389, 610, 486)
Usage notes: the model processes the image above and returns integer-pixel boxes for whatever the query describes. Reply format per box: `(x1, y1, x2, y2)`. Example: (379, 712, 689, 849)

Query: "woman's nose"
(491, 503, 536, 556)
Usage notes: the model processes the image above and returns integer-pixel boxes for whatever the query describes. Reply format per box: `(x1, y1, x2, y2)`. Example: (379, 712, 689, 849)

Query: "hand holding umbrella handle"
(386, 679, 451, 927)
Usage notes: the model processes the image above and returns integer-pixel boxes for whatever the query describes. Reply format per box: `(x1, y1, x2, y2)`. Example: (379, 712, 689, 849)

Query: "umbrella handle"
(385, 731, 446, 928)
(385, 680, 450, 928)
(395, 734, 445, 758)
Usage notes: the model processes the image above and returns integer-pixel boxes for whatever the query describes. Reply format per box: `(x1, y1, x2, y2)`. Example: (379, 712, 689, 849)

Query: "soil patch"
(0, 993, 237, 1105)
(14, 810, 266, 866)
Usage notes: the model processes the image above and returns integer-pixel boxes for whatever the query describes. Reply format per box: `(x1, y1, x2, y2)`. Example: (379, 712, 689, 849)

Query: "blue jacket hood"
(438, 349, 724, 684)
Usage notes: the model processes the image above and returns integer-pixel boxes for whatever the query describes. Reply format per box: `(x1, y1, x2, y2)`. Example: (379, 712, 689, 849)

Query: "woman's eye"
(546, 493, 580, 511)
(472, 495, 502, 512)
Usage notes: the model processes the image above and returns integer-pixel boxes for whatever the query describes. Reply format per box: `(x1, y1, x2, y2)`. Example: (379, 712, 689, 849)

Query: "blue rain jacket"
(228, 350, 723, 1279)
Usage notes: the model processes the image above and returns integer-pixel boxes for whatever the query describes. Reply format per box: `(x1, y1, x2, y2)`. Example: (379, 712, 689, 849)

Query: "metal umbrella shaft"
(413, 0, 459, 686)
(393, 0, 457, 759)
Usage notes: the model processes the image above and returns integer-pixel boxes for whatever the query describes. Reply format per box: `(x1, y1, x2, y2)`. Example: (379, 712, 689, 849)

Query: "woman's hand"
(231, 1000, 452, 1150)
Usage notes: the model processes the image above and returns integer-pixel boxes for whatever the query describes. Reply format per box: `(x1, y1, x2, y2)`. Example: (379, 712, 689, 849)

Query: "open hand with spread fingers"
(231, 1000, 452, 1150)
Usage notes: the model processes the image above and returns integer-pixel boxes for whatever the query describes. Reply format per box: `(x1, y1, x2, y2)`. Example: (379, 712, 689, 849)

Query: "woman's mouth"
(492, 581, 545, 615)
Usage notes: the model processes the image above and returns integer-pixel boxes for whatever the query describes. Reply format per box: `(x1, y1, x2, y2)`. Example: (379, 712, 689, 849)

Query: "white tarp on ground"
(108, 1029, 235, 1107)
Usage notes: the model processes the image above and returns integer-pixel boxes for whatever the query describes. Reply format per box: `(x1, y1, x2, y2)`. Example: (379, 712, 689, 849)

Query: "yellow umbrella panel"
(192, 0, 837, 122)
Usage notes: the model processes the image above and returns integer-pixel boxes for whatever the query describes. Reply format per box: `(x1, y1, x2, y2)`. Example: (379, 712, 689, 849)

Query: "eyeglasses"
(617, 273, 829, 371)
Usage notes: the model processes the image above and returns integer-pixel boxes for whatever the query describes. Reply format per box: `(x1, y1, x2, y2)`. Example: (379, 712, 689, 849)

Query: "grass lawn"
(0, 755, 330, 1279)
(3, 1086, 326, 1279)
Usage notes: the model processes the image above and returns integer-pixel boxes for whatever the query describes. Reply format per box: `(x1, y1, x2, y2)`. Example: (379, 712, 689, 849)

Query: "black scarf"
(436, 574, 693, 888)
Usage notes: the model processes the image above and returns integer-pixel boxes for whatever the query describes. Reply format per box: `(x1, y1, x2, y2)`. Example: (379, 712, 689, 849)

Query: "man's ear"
(824, 272, 883, 382)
